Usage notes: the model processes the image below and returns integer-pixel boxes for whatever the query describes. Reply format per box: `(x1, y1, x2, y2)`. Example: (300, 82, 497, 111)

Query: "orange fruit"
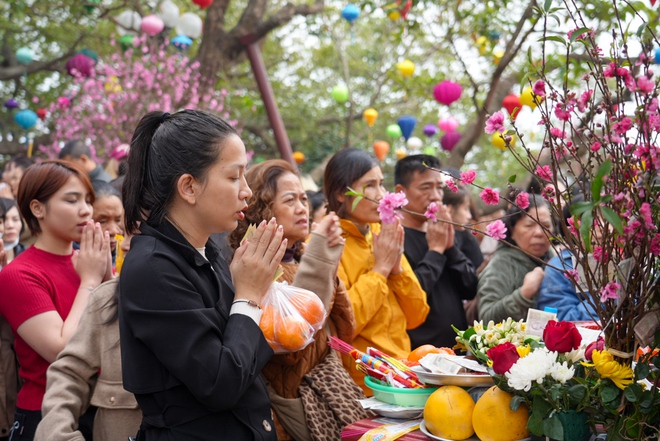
(472, 386, 530, 441)
(288, 291, 325, 328)
(259, 305, 276, 343)
(293, 151, 305, 164)
(424, 386, 475, 440)
(275, 315, 311, 351)
(407, 345, 454, 362)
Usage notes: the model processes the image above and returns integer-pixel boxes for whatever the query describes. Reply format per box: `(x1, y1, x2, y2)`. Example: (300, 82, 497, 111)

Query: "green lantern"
(386, 124, 403, 139)
(331, 85, 349, 103)
(120, 34, 135, 51)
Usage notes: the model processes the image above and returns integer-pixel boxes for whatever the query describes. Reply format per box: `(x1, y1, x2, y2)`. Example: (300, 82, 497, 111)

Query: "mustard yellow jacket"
(337, 220, 429, 394)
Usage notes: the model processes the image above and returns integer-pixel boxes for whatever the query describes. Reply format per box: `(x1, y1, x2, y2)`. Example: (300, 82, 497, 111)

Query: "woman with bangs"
(0, 161, 111, 441)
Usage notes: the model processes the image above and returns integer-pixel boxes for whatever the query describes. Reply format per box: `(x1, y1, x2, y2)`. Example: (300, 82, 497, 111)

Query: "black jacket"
(119, 220, 276, 440)
(404, 227, 479, 349)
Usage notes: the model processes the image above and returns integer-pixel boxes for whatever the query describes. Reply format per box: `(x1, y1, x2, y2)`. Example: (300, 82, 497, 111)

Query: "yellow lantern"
(104, 76, 123, 94)
(396, 59, 415, 78)
(395, 148, 408, 159)
(493, 50, 504, 65)
(293, 151, 305, 164)
(520, 86, 542, 109)
(363, 108, 378, 127)
(475, 36, 489, 55)
(388, 10, 401, 20)
(491, 132, 515, 150)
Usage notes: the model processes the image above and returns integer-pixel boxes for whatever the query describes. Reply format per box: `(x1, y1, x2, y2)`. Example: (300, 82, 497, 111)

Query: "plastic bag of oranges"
(259, 281, 327, 353)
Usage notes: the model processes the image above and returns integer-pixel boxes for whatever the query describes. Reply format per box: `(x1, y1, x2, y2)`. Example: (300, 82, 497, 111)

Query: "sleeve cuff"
(229, 302, 263, 325)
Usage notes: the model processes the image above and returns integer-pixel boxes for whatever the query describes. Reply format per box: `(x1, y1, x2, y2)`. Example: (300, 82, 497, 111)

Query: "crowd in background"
(0, 109, 593, 441)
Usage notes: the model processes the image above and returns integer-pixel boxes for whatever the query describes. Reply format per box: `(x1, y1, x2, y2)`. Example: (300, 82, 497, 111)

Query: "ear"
(176, 173, 199, 205)
(336, 192, 345, 204)
(394, 184, 406, 194)
(30, 199, 45, 220)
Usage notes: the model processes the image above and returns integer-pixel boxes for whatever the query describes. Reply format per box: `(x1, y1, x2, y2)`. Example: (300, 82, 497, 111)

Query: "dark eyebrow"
(63, 191, 84, 197)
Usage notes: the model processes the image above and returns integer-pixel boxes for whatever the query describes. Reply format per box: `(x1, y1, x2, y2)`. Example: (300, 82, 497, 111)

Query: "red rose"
(487, 343, 520, 375)
(543, 320, 582, 353)
(585, 337, 605, 361)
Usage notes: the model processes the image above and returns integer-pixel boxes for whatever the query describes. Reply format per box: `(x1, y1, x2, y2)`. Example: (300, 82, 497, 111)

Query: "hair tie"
(160, 112, 170, 124)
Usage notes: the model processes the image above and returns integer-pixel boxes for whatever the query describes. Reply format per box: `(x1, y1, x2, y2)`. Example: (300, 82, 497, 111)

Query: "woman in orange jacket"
(323, 148, 429, 394)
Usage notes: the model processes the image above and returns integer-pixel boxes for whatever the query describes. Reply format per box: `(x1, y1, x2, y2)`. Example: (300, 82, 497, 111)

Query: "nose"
(296, 199, 308, 215)
(81, 201, 92, 218)
(107, 221, 123, 238)
(430, 187, 442, 202)
(242, 177, 253, 200)
(374, 185, 386, 201)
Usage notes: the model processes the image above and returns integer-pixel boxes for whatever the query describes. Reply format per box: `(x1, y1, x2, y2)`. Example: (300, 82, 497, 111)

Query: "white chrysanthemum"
(565, 346, 586, 363)
(550, 361, 575, 384)
(506, 348, 557, 391)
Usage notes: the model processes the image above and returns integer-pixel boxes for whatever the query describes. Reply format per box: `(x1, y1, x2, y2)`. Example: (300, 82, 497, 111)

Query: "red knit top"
(0, 246, 80, 410)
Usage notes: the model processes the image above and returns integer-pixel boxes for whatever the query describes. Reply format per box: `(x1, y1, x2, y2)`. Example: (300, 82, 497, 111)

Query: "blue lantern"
(397, 115, 417, 141)
(171, 34, 193, 50)
(341, 4, 360, 24)
(14, 109, 38, 130)
(16, 47, 34, 65)
(654, 48, 660, 64)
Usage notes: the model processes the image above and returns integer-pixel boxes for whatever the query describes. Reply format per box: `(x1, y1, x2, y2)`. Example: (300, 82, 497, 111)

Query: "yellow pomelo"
(472, 386, 530, 441)
(424, 385, 475, 440)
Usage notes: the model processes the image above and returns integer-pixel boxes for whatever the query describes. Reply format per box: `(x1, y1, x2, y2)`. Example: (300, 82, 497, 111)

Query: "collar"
(281, 244, 297, 263)
(139, 220, 221, 268)
(339, 218, 380, 241)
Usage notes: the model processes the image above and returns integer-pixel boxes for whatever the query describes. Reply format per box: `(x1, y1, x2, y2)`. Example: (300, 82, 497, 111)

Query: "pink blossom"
(460, 170, 477, 185)
(446, 180, 458, 193)
(425, 202, 439, 222)
(640, 202, 655, 229)
(593, 246, 609, 263)
(590, 142, 601, 152)
(378, 191, 409, 224)
(612, 117, 632, 135)
(651, 234, 660, 256)
(549, 127, 566, 139)
(535, 165, 553, 181)
(484, 111, 506, 135)
(542, 185, 556, 203)
(599, 281, 620, 302)
(532, 80, 546, 98)
(635, 75, 654, 94)
(554, 103, 571, 121)
(479, 188, 500, 205)
(564, 269, 579, 283)
(577, 89, 593, 113)
(603, 62, 617, 78)
(515, 192, 530, 209)
(486, 220, 507, 241)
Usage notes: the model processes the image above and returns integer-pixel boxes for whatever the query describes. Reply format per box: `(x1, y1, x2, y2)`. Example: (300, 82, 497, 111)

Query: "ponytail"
(123, 109, 237, 235)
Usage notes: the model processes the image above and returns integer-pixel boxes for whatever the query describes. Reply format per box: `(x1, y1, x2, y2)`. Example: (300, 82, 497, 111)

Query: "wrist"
(373, 265, 390, 278)
(429, 245, 446, 254)
(232, 299, 261, 309)
(389, 266, 403, 276)
(80, 278, 102, 289)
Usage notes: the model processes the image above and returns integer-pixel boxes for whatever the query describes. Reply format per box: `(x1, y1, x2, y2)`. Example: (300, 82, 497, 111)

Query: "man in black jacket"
(394, 155, 479, 349)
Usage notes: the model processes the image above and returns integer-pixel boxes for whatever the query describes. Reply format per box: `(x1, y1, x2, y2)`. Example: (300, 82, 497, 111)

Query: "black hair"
(6, 155, 34, 171)
(92, 180, 121, 201)
(323, 148, 379, 217)
(394, 154, 442, 187)
(442, 186, 470, 208)
(59, 139, 91, 159)
(123, 110, 238, 234)
(306, 190, 326, 214)
(110, 175, 125, 195)
(503, 193, 551, 245)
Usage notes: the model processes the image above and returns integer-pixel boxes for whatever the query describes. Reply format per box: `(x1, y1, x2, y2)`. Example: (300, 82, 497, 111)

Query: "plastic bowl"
(365, 376, 438, 408)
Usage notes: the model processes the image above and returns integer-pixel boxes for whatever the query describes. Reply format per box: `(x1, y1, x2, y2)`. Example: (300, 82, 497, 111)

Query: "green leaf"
(636, 23, 646, 37)
(568, 384, 587, 407)
(591, 160, 612, 201)
(580, 210, 593, 253)
(570, 201, 594, 217)
(542, 415, 564, 440)
(624, 385, 639, 402)
(639, 391, 654, 410)
(505, 129, 517, 136)
(600, 206, 623, 235)
(510, 395, 525, 411)
(540, 35, 567, 45)
(601, 384, 621, 403)
(570, 27, 591, 42)
(635, 360, 650, 381)
(345, 189, 360, 197)
(351, 196, 363, 212)
(508, 174, 517, 183)
(544, 0, 553, 11)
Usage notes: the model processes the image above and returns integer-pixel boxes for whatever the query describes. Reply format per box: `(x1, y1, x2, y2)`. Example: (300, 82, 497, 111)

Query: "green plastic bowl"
(365, 376, 438, 408)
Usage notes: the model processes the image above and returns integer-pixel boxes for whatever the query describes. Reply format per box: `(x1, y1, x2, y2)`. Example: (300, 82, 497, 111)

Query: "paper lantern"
(16, 47, 34, 65)
(363, 108, 378, 127)
(141, 15, 165, 36)
(120, 34, 136, 51)
(493, 50, 504, 65)
(397, 115, 416, 141)
(491, 132, 515, 150)
(4, 99, 18, 110)
(76, 48, 98, 64)
(386, 124, 402, 139)
(171, 35, 193, 50)
(341, 4, 360, 24)
(395, 148, 408, 160)
(14, 109, 38, 130)
(520, 86, 542, 109)
(331, 85, 349, 103)
(193, 0, 214, 8)
(655, 48, 660, 64)
(57, 96, 71, 109)
(406, 137, 423, 150)
(488, 31, 501, 41)
(423, 124, 437, 137)
(396, 59, 415, 78)
(36, 108, 47, 120)
(293, 151, 305, 164)
(388, 10, 401, 20)
(475, 36, 489, 55)
(433, 81, 462, 106)
(175, 12, 203, 39)
(423, 146, 436, 156)
(158, 0, 180, 28)
(373, 141, 390, 161)
(440, 131, 461, 151)
(437, 116, 459, 132)
(66, 53, 94, 77)
(115, 10, 142, 36)
(502, 94, 522, 120)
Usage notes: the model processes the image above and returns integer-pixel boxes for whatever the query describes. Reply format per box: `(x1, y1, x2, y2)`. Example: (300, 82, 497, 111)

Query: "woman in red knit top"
(0, 161, 110, 441)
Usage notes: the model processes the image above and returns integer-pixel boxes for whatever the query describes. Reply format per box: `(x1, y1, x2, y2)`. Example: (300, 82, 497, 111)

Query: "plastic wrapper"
(259, 281, 327, 353)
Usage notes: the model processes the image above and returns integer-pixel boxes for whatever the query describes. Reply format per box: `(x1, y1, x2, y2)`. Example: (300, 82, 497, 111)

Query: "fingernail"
(259, 220, 267, 227)
(270, 217, 276, 224)
(277, 225, 283, 232)
(283, 238, 288, 244)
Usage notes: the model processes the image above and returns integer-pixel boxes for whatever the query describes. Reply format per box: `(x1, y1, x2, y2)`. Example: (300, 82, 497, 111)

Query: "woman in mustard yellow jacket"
(324, 148, 429, 394)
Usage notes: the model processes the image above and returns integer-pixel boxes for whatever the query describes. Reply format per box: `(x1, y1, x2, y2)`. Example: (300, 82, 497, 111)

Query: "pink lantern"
(440, 131, 461, 151)
(141, 15, 165, 36)
(433, 80, 463, 106)
(65, 54, 94, 77)
(437, 116, 459, 132)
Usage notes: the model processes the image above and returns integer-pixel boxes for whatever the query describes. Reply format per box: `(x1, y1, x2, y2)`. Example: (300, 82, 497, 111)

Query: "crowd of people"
(0, 109, 591, 441)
